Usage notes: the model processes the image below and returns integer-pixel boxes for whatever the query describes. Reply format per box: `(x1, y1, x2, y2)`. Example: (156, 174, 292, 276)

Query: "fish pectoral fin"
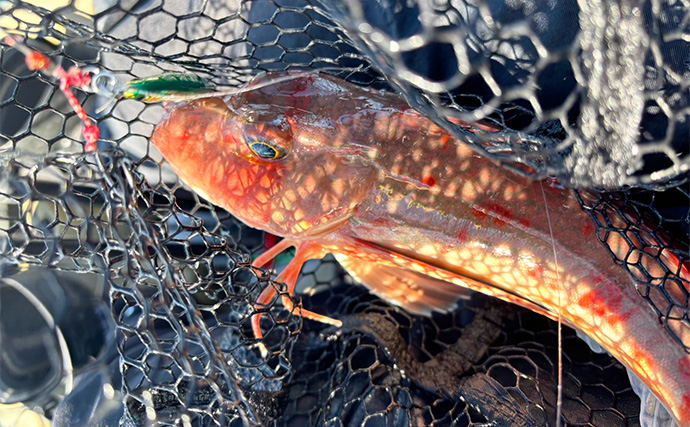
(253, 241, 342, 341)
(335, 253, 474, 316)
(349, 237, 558, 322)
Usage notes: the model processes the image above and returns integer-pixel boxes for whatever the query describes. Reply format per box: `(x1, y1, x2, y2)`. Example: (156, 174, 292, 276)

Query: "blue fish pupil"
(250, 142, 278, 159)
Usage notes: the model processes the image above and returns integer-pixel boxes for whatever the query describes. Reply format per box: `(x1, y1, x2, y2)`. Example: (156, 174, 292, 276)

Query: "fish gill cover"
(0, 0, 688, 426)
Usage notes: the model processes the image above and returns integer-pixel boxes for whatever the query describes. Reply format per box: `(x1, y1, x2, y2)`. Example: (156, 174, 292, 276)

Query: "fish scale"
(150, 72, 690, 426)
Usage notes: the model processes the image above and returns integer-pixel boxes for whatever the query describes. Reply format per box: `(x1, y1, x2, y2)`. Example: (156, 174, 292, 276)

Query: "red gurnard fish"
(150, 72, 690, 425)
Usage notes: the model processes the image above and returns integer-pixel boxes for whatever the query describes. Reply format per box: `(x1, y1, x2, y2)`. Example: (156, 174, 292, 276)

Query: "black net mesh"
(0, 0, 688, 426)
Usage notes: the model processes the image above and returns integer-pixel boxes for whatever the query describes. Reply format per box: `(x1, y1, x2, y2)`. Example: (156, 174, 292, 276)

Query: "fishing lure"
(149, 72, 690, 425)
(90, 67, 323, 104)
(4, 36, 226, 148)
(89, 71, 214, 105)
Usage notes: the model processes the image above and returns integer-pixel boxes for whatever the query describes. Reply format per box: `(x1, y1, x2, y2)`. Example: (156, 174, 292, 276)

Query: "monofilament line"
(540, 180, 563, 427)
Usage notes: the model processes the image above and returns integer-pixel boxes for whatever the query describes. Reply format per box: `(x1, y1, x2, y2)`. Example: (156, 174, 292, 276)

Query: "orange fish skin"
(150, 72, 690, 425)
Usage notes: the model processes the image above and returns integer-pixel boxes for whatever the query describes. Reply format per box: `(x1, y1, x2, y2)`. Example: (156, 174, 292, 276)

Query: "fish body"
(150, 72, 690, 425)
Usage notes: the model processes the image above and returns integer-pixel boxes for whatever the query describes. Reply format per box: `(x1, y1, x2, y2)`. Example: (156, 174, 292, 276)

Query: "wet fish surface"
(150, 72, 690, 425)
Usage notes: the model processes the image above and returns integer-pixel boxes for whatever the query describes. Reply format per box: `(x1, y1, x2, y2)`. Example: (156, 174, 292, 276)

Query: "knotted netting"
(0, 0, 688, 426)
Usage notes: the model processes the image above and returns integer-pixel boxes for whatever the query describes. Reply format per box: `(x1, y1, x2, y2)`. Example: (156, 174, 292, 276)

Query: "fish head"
(151, 95, 377, 239)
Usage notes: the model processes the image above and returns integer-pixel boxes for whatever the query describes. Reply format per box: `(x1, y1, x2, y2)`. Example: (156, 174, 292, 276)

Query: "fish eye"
(247, 140, 287, 160)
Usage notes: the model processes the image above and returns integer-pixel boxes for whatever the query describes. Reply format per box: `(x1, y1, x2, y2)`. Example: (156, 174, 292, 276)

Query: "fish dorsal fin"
(335, 253, 472, 315)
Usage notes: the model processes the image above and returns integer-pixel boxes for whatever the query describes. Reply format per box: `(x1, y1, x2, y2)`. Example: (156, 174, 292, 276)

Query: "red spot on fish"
(422, 176, 436, 187)
(579, 291, 607, 317)
(472, 208, 488, 221)
(582, 221, 595, 237)
(518, 218, 531, 228)
(681, 393, 690, 421)
(591, 301, 606, 317)
(526, 263, 543, 278)
(456, 229, 469, 243)
(279, 77, 313, 111)
(579, 281, 629, 328)
(608, 295, 623, 312)
(493, 218, 508, 227)
(680, 358, 690, 379)
(592, 274, 607, 286)
(485, 203, 514, 228)
(578, 291, 593, 306)
(487, 203, 514, 220)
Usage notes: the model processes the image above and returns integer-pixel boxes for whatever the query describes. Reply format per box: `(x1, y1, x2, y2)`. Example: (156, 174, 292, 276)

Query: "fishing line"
(540, 180, 563, 427)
